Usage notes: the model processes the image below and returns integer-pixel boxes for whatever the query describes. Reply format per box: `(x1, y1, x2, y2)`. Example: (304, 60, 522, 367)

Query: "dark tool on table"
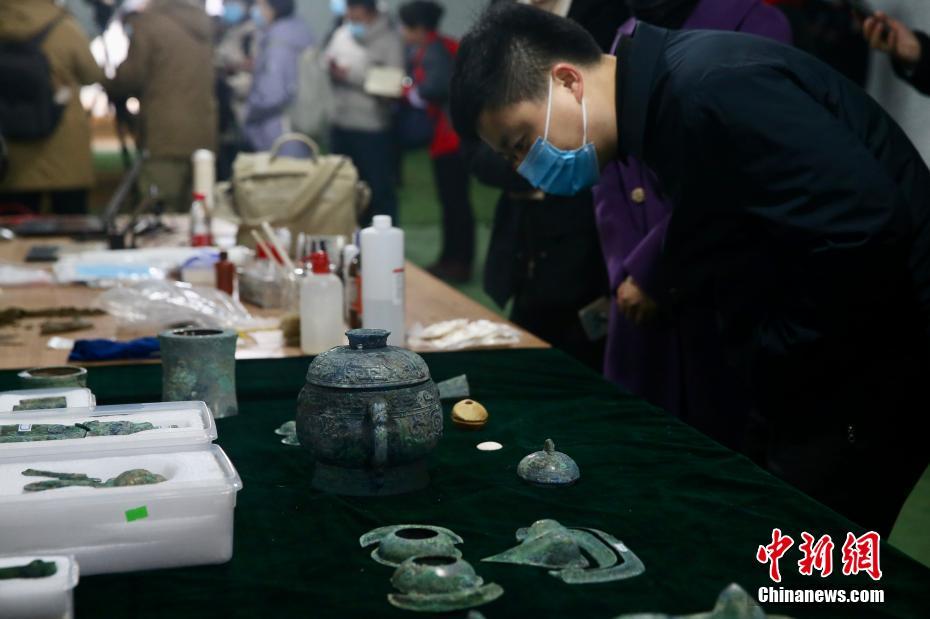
(39, 318, 94, 335)
(24, 244, 60, 262)
(9, 158, 140, 239)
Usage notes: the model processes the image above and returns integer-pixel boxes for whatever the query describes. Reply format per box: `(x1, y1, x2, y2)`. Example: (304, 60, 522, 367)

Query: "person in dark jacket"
(450, 3, 930, 536)
(592, 0, 790, 451)
(864, 10, 930, 95)
(466, 0, 626, 371)
(398, 1, 475, 283)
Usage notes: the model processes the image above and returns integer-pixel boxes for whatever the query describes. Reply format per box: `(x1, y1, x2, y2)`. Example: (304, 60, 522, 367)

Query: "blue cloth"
(69, 337, 161, 362)
(244, 15, 315, 156)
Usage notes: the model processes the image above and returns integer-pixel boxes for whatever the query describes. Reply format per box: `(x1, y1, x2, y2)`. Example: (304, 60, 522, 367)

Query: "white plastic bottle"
(191, 149, 215, 211)
(300, 251, 345, 354)
(360, 215, 405, 346)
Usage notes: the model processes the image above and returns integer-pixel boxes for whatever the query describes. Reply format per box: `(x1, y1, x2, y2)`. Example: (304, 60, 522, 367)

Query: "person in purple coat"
(243, 0, 315, 158)
(594, 0, 791, 449)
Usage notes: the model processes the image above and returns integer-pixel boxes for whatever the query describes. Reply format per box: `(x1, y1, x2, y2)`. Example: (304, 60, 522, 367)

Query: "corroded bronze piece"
(22, 468, 167, 492)
(360, 524, 463, 567)
(388, 556, 504, 613)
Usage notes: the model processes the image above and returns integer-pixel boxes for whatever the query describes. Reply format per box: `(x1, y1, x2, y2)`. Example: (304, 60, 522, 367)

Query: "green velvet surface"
(1, 349, 927, 618)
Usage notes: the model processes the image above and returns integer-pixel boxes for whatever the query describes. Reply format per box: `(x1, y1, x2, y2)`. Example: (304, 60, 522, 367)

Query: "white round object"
(476, 441, 502, 452)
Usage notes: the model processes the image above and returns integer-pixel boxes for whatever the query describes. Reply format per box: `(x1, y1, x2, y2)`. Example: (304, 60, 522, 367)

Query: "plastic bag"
(98, 280, 274, 331)
(408, 319, 520, 350)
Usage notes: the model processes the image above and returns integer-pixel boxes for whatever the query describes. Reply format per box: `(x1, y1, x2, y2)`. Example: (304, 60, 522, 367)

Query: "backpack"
(0, 13, 67, 141)
(288, 47, 334, 143)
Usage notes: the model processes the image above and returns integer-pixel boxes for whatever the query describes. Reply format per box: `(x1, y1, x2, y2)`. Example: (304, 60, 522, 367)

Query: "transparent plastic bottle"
(300, 251, 345, 354)
(189, 192, 213, 247)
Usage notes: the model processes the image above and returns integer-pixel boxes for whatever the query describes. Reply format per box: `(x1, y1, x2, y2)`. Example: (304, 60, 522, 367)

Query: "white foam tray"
(0, 554, 78, 619)
(0, 444, 241, 575)
(0, 388, 95, 413)
(0, 401, 217, 459)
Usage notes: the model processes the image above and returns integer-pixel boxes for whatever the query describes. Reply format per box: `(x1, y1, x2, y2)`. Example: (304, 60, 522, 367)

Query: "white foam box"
(0, 444, 241, 575)
(0, 401, 217, 458)
(0, 388, 95, 413)
(0, 555, 78, 619)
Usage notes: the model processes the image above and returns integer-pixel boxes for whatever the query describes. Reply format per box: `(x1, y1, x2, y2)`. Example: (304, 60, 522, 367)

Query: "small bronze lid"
(305, 329, 432, 389)
(517, 439, 580, 486)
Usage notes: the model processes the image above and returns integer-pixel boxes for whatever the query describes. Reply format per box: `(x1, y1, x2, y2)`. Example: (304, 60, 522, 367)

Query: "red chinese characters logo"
(757, 528, 794, 583)
(841, 531, 883, 581)
(757, 529, 882, 581)
(798, 532, 834, 577)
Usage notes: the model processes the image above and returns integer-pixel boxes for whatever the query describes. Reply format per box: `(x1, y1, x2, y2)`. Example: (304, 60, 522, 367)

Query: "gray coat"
(325, 14, 403, 132)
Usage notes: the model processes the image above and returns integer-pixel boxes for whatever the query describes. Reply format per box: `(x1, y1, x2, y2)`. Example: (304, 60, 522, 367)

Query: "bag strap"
(32, 11, 68, 46)
(270, 133, 321, 161)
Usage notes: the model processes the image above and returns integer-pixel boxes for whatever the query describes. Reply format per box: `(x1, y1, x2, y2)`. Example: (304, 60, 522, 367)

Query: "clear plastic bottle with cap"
(342, 243, 362, 329)
(300, 250, 345, 354)
(360, 215, 405, 346)
(189, 192, 213, 247)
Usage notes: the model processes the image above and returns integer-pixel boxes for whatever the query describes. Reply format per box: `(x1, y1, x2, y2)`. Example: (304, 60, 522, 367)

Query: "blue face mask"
(223, 2, 246, 24)
(516, 77, 600, 196)
(250, 4, 266, 27)
(330, 0, 347, 16)
(348, 21, 367, 40)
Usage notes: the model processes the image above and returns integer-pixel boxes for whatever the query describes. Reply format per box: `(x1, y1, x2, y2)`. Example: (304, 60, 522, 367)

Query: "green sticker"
(125, 506, 149, 522)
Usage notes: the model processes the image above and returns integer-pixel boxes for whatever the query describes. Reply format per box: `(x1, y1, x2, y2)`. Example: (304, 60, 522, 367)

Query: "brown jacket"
(109, 0, 217, 159)
(0, 0, 104, 191)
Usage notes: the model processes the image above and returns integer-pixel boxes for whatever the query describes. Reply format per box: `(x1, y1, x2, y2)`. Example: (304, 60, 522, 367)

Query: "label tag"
(392, 268, 405, 305)
(125, 506, 149, 522)
(17, 424, 32, 432)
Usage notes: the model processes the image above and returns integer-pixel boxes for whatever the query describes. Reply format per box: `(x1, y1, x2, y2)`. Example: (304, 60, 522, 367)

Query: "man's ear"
(551, 63, 584, 103)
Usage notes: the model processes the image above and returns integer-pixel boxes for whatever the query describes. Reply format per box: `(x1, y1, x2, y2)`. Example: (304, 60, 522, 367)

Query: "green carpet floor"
(93, 148, 929, 568)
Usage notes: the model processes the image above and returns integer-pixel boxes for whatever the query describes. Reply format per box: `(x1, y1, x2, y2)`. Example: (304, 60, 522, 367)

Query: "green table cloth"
(1, 349, 927, 618)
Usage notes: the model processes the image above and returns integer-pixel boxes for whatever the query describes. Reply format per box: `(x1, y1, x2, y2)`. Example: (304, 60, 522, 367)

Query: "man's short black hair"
(267, 0, 295, 20)
(398, 1, 444, 31)
(347, 0, 377, 12)
(449, 3, 602, 141)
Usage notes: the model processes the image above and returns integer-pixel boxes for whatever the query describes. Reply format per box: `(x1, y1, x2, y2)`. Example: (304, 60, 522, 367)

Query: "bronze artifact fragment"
(22, 468, 167, 492)
(361, 525, 464, 567)
(11, 396, 68, 412)
(0, 420, 155, 443)
(388, 556, 504, 613)
(0, 559, 57, 580)
(483, 519, 645, 584)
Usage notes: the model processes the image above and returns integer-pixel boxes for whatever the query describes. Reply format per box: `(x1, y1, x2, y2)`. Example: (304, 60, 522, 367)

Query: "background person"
(325, 0, 403, 225)
(0, 0, 104, 214)
(864, 10, 929, 94)
(243, 0, 315, 158)
(592, 0, 791, 450)
(108, 0, 217, 212)
(450, 3, 930, 536)
(398, 0, 474, 283)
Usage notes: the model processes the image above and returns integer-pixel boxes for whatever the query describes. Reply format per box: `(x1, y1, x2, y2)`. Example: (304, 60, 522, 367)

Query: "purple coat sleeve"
(739, 3, 793, 44)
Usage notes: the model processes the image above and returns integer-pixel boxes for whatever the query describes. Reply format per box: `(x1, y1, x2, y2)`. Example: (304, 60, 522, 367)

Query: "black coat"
(617, 24, 930, 420)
